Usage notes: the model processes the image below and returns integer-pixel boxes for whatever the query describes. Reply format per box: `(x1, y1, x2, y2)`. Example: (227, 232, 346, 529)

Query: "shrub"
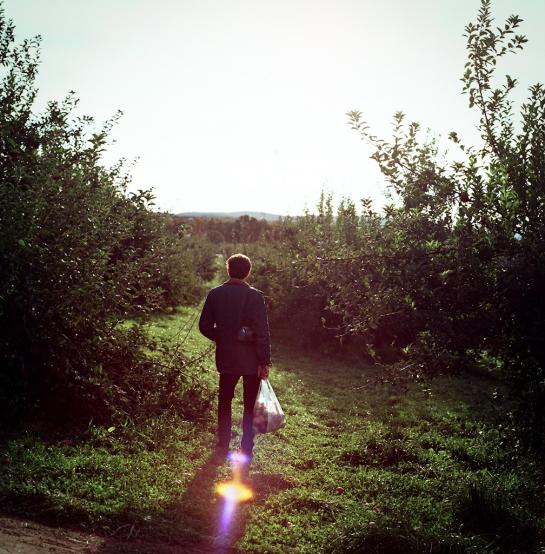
(249, 0, 545, 450)
(0, 5, 213, 424)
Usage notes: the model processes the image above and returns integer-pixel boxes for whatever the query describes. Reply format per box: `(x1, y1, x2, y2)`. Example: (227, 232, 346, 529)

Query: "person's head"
(226, 253, 252, 280)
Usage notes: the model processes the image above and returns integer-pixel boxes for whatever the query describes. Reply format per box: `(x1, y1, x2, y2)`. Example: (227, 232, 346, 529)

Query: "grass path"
(1, 306, 543, 553)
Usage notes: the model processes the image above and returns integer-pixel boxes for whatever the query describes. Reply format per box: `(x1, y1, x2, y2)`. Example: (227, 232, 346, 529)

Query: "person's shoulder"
(207, 284, 226, 297)
(248, 286, 265, 297)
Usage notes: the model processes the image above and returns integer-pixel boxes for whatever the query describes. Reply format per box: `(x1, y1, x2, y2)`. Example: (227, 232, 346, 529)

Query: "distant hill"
(177, 211, 282, 221)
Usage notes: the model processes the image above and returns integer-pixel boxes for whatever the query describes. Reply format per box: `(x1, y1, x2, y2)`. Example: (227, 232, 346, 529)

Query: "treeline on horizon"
(164, 213, 284, 244)
(1, 0, 545, 456)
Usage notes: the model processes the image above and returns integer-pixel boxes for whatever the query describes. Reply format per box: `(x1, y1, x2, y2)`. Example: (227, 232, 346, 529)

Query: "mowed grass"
(1, 306, 544, 553)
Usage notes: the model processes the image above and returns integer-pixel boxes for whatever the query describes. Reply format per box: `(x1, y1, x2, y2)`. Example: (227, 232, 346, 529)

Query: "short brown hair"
(227, 253, 252, 279)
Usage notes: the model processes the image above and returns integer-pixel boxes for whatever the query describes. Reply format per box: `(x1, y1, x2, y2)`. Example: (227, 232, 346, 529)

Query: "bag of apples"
(252, 379, 286, 434)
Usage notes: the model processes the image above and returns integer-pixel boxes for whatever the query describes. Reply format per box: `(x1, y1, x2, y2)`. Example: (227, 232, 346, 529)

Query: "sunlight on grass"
(1, 308, 543, 553)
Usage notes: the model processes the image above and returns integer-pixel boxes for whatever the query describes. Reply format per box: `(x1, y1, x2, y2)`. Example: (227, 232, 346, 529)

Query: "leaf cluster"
(251, 0, 545, 449)
(0, 6, 215, 424)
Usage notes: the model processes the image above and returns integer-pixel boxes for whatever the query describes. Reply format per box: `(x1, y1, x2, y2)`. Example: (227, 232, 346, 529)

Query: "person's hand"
(258, 365, 270, 379)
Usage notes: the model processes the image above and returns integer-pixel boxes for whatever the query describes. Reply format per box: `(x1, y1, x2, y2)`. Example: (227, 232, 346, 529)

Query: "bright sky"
(4, 0, 544, 215)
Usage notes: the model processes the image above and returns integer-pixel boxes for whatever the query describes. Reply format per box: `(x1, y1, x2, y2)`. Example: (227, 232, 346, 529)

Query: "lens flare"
(216, 452, 253, 502)
(228, 451, 250, 464)
(216, 480, 253, 502)
(216, 451, 254, 543)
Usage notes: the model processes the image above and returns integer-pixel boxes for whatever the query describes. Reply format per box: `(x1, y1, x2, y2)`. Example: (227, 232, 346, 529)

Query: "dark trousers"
(217, 373, 261, 457)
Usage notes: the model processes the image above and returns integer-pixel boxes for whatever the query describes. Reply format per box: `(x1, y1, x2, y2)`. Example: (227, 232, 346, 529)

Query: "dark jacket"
(198, 280, 271, 375)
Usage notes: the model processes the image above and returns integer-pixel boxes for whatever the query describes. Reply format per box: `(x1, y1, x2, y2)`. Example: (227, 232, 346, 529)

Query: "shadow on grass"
(96, 451, 251, 553)
(0, 451, 250, 553)
(168, 451, 250, 552)
(0, 490, 91, 527)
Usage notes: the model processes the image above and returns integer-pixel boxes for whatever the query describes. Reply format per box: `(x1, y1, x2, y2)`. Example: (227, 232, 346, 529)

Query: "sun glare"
(216, 481, 253, 503)
(216, 451, 254, 506)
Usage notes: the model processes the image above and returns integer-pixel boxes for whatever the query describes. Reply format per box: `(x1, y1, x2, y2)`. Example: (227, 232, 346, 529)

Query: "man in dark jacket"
(199, 253, 271, 461)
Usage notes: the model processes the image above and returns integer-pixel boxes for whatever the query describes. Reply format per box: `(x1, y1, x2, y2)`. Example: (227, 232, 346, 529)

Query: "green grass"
(1, 307, 544, 552)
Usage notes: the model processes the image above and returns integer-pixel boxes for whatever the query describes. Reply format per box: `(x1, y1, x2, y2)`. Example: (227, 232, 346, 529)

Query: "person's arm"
(198, 291, 217, 342)
(251, 292, 271, 371)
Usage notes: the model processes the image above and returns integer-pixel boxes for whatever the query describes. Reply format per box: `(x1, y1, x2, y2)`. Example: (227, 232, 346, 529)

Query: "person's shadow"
(0, 448, 287, 554)
(90, 450, 250, 553)
(171, 451, 250, 552)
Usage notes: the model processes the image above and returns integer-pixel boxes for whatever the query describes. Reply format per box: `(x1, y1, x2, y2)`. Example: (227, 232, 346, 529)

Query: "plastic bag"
(252, 379, 286, 434)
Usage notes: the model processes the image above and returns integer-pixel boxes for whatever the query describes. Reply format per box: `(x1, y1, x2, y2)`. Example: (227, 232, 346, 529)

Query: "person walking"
(198, 253, 271, 464)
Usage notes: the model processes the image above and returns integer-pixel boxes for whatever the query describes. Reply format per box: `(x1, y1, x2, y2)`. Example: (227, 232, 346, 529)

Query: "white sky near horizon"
(4, 0, 545, 216)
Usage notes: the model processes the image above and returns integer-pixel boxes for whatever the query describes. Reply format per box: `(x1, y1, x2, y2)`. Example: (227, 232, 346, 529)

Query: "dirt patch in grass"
(0, 515, 217, 554)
